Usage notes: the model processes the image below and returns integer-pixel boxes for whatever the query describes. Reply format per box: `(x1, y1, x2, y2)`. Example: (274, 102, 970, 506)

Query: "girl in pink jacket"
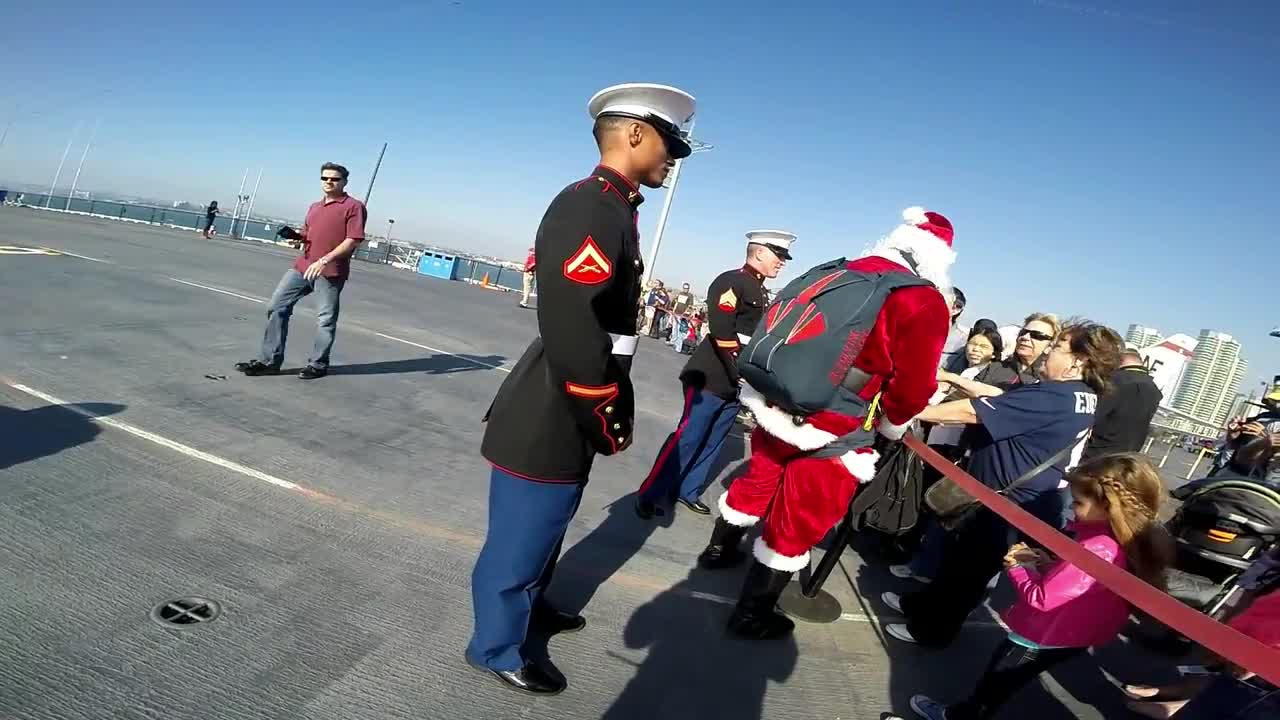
(907, 454, 1174, 720)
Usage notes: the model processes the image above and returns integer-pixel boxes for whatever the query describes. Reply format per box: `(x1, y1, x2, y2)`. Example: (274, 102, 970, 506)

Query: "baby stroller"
(1164, 476, 1280, 617)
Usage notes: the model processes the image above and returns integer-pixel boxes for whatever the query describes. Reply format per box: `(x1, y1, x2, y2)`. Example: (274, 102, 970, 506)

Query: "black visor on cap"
(645, 113, 692, 159)
(763, 243, 792, 261)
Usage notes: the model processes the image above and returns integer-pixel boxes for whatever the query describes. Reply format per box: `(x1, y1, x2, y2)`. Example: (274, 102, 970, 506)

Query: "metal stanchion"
(776, 508, 857, 623)
(776, 398, 886, 623)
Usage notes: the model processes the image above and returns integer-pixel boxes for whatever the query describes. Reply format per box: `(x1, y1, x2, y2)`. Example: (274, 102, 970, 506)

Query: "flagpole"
(228, 168, 249, 236)
(65, 119, 101, 210)
(45, 122, 81, 207)
(240, 168, 263, 239)
(364, 142, 387, 205)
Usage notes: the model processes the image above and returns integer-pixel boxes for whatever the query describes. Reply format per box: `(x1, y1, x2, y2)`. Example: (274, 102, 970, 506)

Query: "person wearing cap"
(634, 230, 793, 518)
(467, 82, 695, 696)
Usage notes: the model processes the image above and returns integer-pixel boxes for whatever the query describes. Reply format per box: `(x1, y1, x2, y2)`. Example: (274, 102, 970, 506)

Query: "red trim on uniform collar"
(741, 264, 765, 282)
(596, 164, 639, 192)
(593, 165, 645, 208)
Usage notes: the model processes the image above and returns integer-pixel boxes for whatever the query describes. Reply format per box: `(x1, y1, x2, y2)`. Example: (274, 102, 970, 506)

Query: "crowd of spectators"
(877, 294, 1279, 720)
(639, 279, 715, 354)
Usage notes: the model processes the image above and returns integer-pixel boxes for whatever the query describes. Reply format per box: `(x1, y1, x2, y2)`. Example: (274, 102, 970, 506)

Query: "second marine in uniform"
(634, 230, 795, 517)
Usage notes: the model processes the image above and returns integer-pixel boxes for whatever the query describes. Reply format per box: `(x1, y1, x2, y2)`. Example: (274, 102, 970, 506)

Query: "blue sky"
(2, 0, 1278, 385)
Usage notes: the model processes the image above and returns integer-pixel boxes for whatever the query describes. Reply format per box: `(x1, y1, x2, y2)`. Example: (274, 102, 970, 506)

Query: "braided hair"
(1068, 454, 1175, 590)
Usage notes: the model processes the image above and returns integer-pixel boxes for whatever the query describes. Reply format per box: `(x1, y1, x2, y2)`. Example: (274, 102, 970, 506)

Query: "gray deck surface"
(0, 208, 1179, 720)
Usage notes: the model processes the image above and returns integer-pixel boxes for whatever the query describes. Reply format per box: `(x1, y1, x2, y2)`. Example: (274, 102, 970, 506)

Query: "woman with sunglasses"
(940, 313, 1060, 399)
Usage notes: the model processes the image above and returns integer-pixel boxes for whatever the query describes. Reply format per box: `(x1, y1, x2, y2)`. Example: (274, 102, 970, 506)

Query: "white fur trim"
(753, 536, 810, 572)
(867, 223, 956, 293)
(718, 492, 760, 527)
(902, 206, 929, 225)
(738, 384, 838, 451)
(840, 448, 880, 482)
(878, 416, 912, 441)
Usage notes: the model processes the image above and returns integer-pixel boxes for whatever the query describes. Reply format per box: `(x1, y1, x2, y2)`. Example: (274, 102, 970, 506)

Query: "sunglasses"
(320, 176, 345, 183)
(1019, 328, 1054, 342)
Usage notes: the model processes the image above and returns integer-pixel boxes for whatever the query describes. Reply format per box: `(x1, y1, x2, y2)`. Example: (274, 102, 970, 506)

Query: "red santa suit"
(703, 207, 956, 640)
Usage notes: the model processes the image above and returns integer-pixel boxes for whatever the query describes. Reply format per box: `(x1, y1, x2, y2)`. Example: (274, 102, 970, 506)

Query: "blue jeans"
(467, 467, 584, 671)
(258, 269, 344, 369)
(910, 517, 999, 589)
(910, 516, 947, 580)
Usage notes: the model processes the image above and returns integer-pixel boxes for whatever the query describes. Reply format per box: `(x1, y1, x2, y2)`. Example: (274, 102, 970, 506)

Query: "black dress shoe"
(677, 498, 712, 515)
(234, 360, 279, 376)
(531, 604, 586, 635)
(298, 365, 327, 380)
(634, 497, 666, 519)
(466, 657, 566, 696)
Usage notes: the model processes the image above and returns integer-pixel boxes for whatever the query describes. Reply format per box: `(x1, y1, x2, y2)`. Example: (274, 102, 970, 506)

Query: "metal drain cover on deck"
(150, 597, 222, 629)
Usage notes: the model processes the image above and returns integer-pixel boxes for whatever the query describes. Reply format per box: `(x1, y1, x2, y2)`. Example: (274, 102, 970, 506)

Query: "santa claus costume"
(699, 207, 957, 640)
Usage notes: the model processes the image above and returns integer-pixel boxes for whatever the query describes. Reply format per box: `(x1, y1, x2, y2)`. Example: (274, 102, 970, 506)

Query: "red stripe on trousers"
(637, 385, 698, 495)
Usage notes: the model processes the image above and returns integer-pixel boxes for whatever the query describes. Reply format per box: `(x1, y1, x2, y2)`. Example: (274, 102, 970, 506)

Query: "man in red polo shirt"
(235, 162, 367, 380)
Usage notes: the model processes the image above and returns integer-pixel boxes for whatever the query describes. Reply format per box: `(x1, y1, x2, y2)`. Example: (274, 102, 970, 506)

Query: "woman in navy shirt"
(882, 323, 1124, 647)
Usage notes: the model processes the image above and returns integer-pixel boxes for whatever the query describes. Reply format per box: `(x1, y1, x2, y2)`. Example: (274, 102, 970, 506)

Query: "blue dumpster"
(417, 251, 458, 280)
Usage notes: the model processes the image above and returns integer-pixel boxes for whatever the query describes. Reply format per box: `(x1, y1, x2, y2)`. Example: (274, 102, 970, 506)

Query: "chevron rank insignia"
(717, 288, 737, 312)
(563, 235, 612, 285)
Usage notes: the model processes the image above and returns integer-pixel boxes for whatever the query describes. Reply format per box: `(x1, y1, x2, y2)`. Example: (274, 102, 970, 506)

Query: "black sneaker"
(234, 360, 279, 376)
(298, 365, 327, 380)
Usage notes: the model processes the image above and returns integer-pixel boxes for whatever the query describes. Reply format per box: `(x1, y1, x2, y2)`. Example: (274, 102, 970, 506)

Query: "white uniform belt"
(609, 333, 638, 356)
(737, 333, 752, 345)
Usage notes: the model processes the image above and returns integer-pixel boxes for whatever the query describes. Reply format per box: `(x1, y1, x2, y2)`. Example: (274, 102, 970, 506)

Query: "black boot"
(727, 560, 795, 640)
(697, 518, 747, 569)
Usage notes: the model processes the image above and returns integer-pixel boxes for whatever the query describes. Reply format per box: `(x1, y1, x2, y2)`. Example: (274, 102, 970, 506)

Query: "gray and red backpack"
(737, 257, 934, 419)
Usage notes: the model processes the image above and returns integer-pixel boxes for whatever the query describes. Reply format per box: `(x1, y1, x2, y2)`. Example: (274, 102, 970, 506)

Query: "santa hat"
(869, 206, 957, 290)
(901, 207, 954, 247)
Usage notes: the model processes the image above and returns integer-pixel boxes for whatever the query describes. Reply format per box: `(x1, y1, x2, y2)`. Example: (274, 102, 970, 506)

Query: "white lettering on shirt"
(1074, 391, 1097, 415)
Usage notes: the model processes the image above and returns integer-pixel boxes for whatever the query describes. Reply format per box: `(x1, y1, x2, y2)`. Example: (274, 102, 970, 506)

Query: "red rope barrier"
(903, 435, 1280, 686)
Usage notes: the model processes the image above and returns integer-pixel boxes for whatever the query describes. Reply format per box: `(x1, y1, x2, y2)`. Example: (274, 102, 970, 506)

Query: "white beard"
(862, 223, 955, 291)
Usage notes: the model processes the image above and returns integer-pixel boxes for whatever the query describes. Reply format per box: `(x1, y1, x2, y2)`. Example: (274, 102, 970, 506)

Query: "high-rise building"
(1125, 324, 1163, 350)
(1171, 331, 1248, 426)
(1138, 333, 1198, 405)
(1227, 392, 1257, 423)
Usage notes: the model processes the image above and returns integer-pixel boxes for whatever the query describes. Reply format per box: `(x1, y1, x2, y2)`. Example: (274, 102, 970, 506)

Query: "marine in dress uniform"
(634, 230, 796, 518)
(466, 83, 696, 696)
